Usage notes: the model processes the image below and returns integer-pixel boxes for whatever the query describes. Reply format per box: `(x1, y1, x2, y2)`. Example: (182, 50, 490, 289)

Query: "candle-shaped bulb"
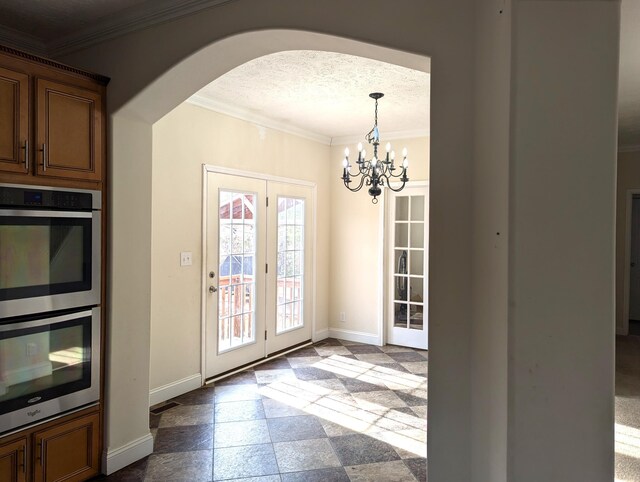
(362, 149, 367, 159)
(372, 156, 378, 167)
(386, 142, 391, 153)
(357, 142, 363, 152)
(391, 150, 396, 161)
(344, 147, 350, 157)
(403, 158, 409, 168)
(402, 147, 408, 158)
(342, 158, 348, 168)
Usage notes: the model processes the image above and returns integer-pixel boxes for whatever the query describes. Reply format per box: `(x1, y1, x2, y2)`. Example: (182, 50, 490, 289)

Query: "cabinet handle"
(22, 140, 29, 171)
(36, 440, 42, 463)
(18, 447, 25, 473)
(40, 143, 47, 172)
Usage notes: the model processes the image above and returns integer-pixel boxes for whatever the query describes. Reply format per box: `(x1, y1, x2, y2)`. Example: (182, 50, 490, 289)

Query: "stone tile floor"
(95, 338, 428, 481)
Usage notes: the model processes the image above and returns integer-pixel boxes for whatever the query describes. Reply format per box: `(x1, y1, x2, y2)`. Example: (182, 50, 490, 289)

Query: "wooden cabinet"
(0, 438, 27, 482)
(36, 79, 103, 181)
(0, 46, 108, 187)
(0, 65, 29, 175)
(33, 412, 99, 482)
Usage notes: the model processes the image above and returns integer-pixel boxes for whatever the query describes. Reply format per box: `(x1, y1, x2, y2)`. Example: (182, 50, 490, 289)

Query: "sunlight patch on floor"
(258, 354, 427, 457)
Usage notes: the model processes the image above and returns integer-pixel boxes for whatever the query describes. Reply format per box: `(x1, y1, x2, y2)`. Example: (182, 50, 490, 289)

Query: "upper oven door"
(0, 209, 101, 318)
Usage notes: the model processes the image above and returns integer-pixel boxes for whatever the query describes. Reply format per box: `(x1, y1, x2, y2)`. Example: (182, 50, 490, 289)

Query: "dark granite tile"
(94, 455, 149, 481)
(376, 362, 411, 373)
(150, 412, 161, 429)
(273, 439, 341, 472)
(267, 415, 327, 442)
(215, 399, 265, 422)
(154, 424, 213, 453)
(292, 367, 338, 381)
(213, 443, 279, 480)
(312, 338, 343, 347)
(345, 345, 383, 354)
(329, 433, 400, 466)
(170, 387, 216, 405)
(145, 450, 213, 481)
(281, 467, 350, 482)
(395, 390, 428, 407)
(405, 457, 427, 481)
(415, 350, 429, 360)
(286, 346, 320, 358)
(255, 357, 292, 370)
(216, 369, 258, 386)
(392, 406, 417, 416)
(387, 351, 428, 363)
(341, 378, 384, 393)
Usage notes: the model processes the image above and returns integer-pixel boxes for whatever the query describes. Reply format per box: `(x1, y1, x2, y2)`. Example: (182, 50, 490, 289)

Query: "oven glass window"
(0, 217, 92, 300)
(0, 316, 91, 413)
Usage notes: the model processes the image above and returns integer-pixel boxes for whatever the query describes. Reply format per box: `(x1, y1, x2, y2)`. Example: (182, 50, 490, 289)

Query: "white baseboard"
(103, 432, 154, 475)
(149, 373, 202, 406)
(314, 329, 329, 342)
(328, 327, 381, 346)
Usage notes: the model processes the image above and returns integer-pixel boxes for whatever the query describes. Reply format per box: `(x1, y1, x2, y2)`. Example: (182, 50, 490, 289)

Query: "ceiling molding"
(187, 94, 332, 146)
(0, 25, 47, 56)
(330, 130, 430, 147)
(47, 0, 236, 57)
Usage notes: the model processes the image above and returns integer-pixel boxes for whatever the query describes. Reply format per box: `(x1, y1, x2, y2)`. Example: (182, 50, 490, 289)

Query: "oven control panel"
(0, 185, 94, 210)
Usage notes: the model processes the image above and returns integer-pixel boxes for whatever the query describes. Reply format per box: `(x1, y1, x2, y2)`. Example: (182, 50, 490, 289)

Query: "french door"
(204, 170, 314, 378)
(386, 183, 429, 349)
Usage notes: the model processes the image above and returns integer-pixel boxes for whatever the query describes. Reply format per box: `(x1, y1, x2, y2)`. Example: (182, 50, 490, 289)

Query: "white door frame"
(201, 164, 317, 384)
(622, 189, 640, 335)
(382, 181, 429, 346)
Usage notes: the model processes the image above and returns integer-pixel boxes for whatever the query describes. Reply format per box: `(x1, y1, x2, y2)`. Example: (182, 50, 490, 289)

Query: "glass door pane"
(218, 190, 257, 352)
(276, 197, 304, 334)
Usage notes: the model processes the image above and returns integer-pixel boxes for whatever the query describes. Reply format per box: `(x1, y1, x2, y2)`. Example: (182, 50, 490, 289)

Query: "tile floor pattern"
(95, 338, 428, 481)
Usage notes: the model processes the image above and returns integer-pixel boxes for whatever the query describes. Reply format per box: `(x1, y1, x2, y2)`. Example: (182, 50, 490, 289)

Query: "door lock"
(209, 271, 216, 278)
(209, 286, 217, 293)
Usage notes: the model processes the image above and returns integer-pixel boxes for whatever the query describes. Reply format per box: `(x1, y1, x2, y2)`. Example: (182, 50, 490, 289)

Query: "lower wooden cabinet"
(0, 438, 27, 482)
(33, 412, 99, 482)
(0, 409, 100, 482)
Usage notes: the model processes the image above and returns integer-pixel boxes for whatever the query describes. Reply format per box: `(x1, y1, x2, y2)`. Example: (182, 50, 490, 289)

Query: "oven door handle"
(0, 309, 94, 332)
(0, 209, 93, 218)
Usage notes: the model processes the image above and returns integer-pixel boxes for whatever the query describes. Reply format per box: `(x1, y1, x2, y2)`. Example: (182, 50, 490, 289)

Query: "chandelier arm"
(343, 175, 367, 193)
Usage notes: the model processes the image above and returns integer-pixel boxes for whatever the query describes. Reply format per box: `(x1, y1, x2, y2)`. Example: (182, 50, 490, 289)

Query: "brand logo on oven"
(28, 396, 42, 404)
(27, 409, 41, 417)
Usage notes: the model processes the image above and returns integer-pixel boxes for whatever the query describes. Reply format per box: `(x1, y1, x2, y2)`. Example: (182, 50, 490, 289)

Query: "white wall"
(54, 1, 621, 480)
(508, 2, 618, 480)
(329, 137, 429, 342)
(150, 102, 330, 391)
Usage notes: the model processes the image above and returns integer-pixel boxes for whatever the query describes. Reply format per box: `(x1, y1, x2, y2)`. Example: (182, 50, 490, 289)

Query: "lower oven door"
(0, 307, 100, 434)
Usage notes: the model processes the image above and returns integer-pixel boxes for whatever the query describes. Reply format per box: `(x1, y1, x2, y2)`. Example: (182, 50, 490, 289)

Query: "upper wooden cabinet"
(0, 66, 29, 175)
(0, 46, 108, 186)
(36, 79, 103, 181)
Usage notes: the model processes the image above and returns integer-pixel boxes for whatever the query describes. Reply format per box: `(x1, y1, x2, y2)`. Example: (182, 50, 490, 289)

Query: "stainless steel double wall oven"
(0, 183, 101, 433)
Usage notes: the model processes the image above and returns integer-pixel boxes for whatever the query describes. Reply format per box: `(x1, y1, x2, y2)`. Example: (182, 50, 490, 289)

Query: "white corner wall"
(328, 137, 429, 344)
(508, 1, 619, 480)
(150, 102, 331, 392)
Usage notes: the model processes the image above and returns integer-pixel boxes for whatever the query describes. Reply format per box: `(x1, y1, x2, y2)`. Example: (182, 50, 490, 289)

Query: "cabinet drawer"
(0, 437, 27, 482)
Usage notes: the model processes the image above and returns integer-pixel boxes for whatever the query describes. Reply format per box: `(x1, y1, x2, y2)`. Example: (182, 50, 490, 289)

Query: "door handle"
(209, 286, 217, 293)
(40, 143, 47, 171)
(22, 140, 29, 171)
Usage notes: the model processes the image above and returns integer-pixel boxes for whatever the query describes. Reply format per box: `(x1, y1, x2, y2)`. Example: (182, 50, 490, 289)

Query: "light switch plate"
(180, 251, 192, 266)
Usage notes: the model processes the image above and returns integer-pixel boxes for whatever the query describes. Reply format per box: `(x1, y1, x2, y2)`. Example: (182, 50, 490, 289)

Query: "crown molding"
(330, 129, 430, 146)
(187, 94, 332, 145)
(0, 26, 47, 56)
(47, 0, 236, 58)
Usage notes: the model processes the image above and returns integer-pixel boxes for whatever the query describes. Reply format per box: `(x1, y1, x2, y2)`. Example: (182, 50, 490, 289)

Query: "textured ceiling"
(190, 51, 430, 141)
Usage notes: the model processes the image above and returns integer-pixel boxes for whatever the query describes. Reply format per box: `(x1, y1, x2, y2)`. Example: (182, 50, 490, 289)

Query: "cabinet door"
(36, 78, 103, 181)
(0, 438, 27, 482)
(0, 66, 29, 175)
(33, 412, 99, 482)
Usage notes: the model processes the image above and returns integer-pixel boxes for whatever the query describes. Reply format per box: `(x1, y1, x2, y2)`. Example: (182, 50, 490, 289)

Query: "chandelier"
(341, 92, 409, 204)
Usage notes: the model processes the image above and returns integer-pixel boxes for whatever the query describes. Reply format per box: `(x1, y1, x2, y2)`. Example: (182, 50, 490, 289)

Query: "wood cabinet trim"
(0, 45, 109, 85)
